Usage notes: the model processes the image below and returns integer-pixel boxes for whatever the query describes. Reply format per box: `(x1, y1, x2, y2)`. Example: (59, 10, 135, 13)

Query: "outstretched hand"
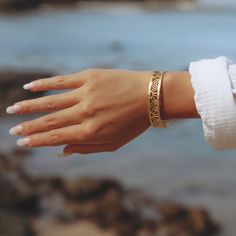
(7, 69, 152, 155)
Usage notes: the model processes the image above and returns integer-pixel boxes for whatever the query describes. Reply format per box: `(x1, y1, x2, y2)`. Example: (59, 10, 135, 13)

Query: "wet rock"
(39, 191, 74, 221)
(188, 208, 220, 235)
(0, 70, 54, 114)
(65, 176, 123, 201)
(0, 152, 220, 236)
(0, 168, 39, 214)
(157, 201, 220, 236)
(0, 150, 39, 215)
(0, 210, 35, 236)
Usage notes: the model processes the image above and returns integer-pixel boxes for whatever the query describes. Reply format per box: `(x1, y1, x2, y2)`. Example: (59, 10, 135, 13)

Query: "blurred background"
(0, 0, 236, 235)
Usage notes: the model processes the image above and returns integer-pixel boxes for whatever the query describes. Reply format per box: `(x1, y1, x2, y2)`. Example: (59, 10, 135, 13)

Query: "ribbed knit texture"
(189, 56, 236, 150)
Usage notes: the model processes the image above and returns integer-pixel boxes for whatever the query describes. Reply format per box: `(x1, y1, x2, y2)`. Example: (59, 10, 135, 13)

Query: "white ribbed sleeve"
(189, 56, 236, 150)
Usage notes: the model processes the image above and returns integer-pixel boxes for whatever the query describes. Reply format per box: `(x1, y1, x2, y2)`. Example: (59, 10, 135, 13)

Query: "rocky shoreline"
(0, 149, 220, 236)
(0, 70, 54, 115)
(0, 0, 196, 13)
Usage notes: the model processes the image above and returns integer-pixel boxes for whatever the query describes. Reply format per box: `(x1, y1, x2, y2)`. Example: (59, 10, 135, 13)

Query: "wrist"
(162, 71, 200, 119)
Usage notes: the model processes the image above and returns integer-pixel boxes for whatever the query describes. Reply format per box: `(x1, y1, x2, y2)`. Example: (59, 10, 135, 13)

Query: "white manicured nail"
(17, 137, 31, 147)
(9, 125, 23, 135)
(23, 82, 36, 90)
(6, 104, 22, 114)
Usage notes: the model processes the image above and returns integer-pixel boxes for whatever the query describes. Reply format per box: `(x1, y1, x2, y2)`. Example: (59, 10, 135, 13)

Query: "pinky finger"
(63, 143, 117, 155)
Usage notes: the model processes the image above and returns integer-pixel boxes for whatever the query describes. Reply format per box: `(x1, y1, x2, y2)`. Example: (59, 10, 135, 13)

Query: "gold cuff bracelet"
(148, 71, 167, 128)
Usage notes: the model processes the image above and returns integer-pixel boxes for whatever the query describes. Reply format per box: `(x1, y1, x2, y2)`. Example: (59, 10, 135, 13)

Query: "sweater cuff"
(229, 64, 236, 94)
(189, 56, 236, 150)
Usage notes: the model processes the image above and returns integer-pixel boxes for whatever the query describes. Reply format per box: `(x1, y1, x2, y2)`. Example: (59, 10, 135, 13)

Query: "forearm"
(161, 71, 200, 119)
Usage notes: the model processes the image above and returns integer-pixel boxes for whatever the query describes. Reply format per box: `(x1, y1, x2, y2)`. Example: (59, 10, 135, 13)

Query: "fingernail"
(6, 104, 22, 114)
(9, 125, 23, 135)
(16, 137, 31, 147)
(23, 82, 36, 90)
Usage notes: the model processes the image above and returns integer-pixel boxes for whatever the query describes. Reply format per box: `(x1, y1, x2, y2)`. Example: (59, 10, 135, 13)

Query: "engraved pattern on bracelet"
(148, 71, 167, 128)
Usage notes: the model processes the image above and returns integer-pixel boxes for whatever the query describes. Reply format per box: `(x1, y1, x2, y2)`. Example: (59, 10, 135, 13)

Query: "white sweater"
(189, 56, 236, 150)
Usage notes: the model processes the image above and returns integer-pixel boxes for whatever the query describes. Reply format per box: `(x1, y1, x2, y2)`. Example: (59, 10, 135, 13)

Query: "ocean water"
(1, 6, 236, 235)
(200, 0, 236, 8)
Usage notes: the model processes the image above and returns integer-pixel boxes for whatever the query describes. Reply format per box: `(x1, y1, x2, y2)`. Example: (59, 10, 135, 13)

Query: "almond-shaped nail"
(23, 82, 36, 90)
(6, 104, 22, 114)
(9, 125, 23, 135)
(17, 137, 31, 147)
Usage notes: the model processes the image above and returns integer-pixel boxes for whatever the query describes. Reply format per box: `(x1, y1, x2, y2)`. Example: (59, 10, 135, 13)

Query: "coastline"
(0, 150, 220, 236)
(1, 4, 236, 235)
(0, 0, 198, 14)
(1, 0, 236, 18)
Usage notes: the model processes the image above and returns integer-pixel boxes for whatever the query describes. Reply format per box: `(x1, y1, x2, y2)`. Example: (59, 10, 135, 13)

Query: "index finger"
(23, 74, 85, 92)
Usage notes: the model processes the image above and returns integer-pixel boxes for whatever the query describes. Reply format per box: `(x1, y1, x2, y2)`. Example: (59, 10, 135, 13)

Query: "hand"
(7, 69, 152, 155)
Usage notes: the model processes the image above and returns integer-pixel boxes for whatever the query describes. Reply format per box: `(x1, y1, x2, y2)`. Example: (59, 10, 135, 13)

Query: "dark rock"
(0, 151, 39, 215)
(0, 0, 80, 12)
(0, 152, 220, 236)
(188, 208, 220, 235)
(0, 0, 40, 11)
(0, 70, 54, 114)
(65, 176, 123, 201)
(157, 201, 220, 236)
(159, 201, 188, 222)
(0, 0, 197, 13)
(0, 210, 35, 236)
(0, 169, 40, 214)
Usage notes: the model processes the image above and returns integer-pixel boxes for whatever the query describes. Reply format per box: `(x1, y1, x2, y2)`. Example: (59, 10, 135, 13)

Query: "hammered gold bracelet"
(148, 71, 167, 128)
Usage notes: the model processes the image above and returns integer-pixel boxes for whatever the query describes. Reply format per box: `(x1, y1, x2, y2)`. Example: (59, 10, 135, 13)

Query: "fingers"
(23, 74, 85, 92)
(16, 125, 84, 147)
(6, 91, 79, 114)
(10, 105, 81, 136)
(63, 143, 117, 155)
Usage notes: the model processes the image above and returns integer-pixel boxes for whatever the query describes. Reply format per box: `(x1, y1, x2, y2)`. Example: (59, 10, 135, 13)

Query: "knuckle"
(55, 76, 66, 89)
(83, 123, 100, 139)
(83, 69, 105, 92)
(71, 90, 81, 103)
(18, 101, 31, 113)
(86, 69, 101, 80)
(45, 115, 58, 130)
(46, 96, 57, 110)
(80, 101, 97, 118)
(72, 129, 80, 141)
(84, 82, 96, 94)
(49, 132, 61, 145)
(21, 123, 32, 135)
(86, 69, 106, 85)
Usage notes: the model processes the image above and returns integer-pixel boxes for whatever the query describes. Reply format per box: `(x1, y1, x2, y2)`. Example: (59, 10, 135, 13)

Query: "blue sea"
(0, 4, 236, 235)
